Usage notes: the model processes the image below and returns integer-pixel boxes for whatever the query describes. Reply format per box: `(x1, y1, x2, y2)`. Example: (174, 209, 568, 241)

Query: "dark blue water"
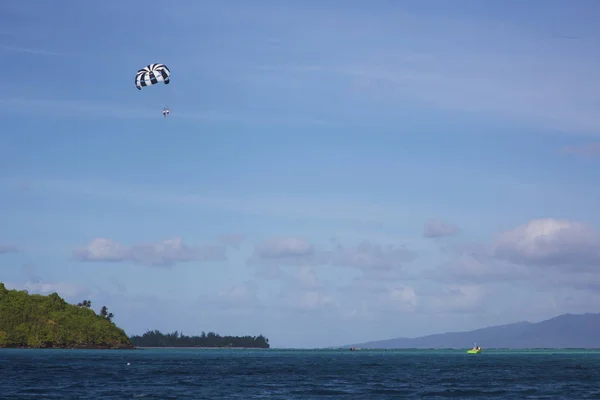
(2, 348, 600, 399)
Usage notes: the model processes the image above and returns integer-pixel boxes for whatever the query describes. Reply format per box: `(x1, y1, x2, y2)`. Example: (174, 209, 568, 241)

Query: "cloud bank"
(492, 218, 600, 271)
(73, 237, 233, 267)
(8, 216, 600, 347)
(249, 236, 417, 280)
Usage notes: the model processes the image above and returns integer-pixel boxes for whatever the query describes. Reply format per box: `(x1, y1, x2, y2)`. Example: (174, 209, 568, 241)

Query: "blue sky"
(2, 0, 600, 348)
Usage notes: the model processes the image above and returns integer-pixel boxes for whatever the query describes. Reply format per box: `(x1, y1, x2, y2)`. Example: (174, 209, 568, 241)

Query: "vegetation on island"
(130, 330, 270, 348)
(0, 282, 271, 350)
(0, 283, 133, 349)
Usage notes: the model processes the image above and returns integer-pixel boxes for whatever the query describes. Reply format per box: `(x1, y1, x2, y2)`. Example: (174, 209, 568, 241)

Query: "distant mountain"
(344, 313, 600, 349)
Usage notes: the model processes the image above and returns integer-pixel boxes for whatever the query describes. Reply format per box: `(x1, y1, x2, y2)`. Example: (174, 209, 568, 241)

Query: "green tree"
(0, 283, 132, 349)
(100, 305, 114, 322)
(77, 300, 92, 308)
(129, 329, 270, 348)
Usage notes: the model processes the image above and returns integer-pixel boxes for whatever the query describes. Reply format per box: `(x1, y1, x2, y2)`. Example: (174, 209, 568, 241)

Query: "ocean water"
(2, 348, 600, 399)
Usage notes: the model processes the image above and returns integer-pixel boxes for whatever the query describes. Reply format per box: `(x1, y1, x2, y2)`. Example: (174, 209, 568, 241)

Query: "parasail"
(135, 63, 171, 90)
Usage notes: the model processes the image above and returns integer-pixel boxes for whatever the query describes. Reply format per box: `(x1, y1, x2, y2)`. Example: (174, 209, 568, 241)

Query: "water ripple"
(2, 349, 600, 399)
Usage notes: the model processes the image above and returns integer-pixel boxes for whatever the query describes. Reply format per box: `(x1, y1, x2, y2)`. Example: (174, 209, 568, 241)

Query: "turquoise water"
(2, 348, 600, 399)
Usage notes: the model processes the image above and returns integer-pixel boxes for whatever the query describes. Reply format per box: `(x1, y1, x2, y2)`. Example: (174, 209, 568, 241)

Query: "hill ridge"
(343, 312, 600, 349)
(0, 283, 133, 349)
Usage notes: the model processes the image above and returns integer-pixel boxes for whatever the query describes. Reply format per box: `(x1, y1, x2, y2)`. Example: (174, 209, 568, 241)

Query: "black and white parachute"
(135, 63, 171, 90)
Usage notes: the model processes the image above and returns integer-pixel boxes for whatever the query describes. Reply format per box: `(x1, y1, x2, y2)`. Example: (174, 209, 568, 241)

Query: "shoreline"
(0, 346, 135, 350)
(135, 346, 269, 349)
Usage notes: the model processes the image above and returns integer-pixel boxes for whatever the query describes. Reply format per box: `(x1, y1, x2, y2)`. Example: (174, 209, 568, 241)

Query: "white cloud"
(427, 249, 530, 284)
(73, 237, 229, 267)
(249, 236, 417, 281)
(427, 218, 600, 293)
(249, 236, 329, 267)
(74, 238, 130, 262)
(492, 218, 600, 270)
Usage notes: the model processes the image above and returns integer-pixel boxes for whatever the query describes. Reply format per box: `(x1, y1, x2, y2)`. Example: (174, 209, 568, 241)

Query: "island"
(343, 312, 600, 349)
(130, 330, 270, 348)
(0, 282, 271, 350)
(0, 283, 133, 349)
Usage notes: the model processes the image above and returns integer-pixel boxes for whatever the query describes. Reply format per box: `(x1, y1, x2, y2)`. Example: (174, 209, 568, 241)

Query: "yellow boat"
(467, 343, 482, 354)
